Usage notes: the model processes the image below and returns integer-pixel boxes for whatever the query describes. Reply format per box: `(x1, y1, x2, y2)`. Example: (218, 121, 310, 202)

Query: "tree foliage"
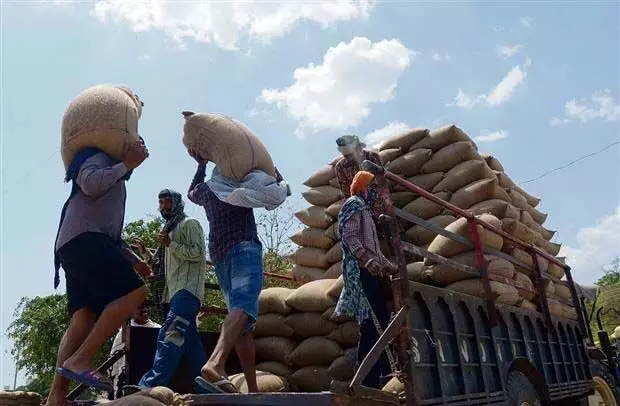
(596, 257, 620, 287)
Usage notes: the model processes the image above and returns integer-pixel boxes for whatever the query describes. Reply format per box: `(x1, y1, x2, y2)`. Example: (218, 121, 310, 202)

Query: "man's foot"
(200, 363, 237, 393)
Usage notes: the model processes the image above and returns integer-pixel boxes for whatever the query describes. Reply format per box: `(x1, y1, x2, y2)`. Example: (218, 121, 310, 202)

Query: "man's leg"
(62, 286, 147, 374)
(45, 308, 96, 406)
(235, 331, 258, 392)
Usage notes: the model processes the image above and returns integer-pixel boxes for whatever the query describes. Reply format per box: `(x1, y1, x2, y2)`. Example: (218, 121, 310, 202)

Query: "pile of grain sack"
(290, 125, 575, 321)
(250, 280, 357, 393)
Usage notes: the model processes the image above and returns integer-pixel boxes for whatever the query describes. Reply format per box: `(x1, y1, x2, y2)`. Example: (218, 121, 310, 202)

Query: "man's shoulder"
(181, 217, 203, 229)
(364, 149, 380, 160)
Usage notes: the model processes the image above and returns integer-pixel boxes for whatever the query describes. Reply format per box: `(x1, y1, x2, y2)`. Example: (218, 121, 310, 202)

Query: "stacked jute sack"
(252, 279, 358, 393)
(292, 124, 576, 321)
(0, 391, 41, 406)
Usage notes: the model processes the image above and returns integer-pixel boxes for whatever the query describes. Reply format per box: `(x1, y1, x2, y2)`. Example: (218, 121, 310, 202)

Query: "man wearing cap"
(334, 135, 388, 219)
(334, 170, 397, 389)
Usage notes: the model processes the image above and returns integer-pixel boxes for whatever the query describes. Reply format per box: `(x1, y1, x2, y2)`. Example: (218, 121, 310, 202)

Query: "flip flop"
(195, 376, 238, 393)
(56, 367, 113, 392)
(121, 385, 144, 396)
(194, 376, 226, 394)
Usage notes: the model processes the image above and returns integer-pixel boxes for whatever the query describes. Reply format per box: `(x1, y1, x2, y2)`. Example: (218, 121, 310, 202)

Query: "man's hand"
(366, 259, 384, 276)
(123, 141, 149, 169)
(383, 259, 399, 275)
(131, 238, 147, 254)
(158, 233, 171, 247)
(134, 260, 153, 278)
(188, 148, 207, 166)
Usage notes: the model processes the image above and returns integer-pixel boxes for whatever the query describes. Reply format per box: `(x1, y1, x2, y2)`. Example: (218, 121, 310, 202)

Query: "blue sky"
(1, 0, 618, 388)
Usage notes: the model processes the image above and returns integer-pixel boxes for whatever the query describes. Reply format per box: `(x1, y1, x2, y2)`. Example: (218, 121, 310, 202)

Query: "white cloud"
(365, 122, 412, 147)
(560, 206, 620, 284)
(520, 16, 534, 28)
(498, 44, 524, 58)
(448, 59, 529, 109)
(550, 89, 620, 126)
(474, 129, 509, 143)
(432, 52, 451, 61)
(90, 0, 375, 50)
(260, 37, 413, 137)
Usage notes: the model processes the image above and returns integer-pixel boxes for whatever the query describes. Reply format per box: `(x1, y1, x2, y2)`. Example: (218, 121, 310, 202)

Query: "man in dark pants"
(334, 170, 397, 389)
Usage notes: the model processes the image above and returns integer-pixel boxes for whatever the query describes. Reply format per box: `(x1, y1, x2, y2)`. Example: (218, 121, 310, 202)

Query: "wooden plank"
(189, 392, 348, 406)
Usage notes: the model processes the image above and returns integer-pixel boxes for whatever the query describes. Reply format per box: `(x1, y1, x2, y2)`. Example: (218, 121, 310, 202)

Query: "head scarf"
(336, 134, 366, 155)
(350, 170, 375, 196)
(152, 189, 187, 307)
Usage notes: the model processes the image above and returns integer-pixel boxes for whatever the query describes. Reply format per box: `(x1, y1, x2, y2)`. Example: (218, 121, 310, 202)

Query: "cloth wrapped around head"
(350, 170, 375, 196)
(336, 134, 366, 155)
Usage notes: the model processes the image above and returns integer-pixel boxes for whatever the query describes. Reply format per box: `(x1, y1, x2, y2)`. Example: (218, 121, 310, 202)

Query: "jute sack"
(323, 261, 343, 279)
(393, 172, 444, 192)
(391, 192, 417, 208)
(402, 192, 452, 220)
(450, 178, 511, 210)
(548, 261, 565, 280)
(410, 125, 475, 152)
(325, 200, 344, 218)
(327, 276, 344, 298)
(292, 247, 329, 269)
(304, 165, 335, 188)
(286, 279, 336, 312)
(256, 362, 293, 378)
(404, 215, 456, 246)
(508, 191, 548, 224)
(259, 288, 294, 315)
(540, 226, 556, 241)
(468, 199, 520, 220)
(382, 377, 405, 394)
(563, 305, 578, 320)
(230, 371, 288, 393)
(289, 366, 331, 392)
(289, 337, 343, 367)
(543, 280, 556, 296)
(520, 210, 544, 234)
(421, 141, 481, 174)
(501, 218, 539, 245)
(61, 85, 142, 170)
(292, 266, 325, 283)
(519, 298, 538, 311)
(432, 160, 496, 193)
(254, 313, 295, 338)
(106, 387, 188, 405)
(494, 172, 540, 207)
(295, 206, 334, 229)
(548, 298, 563, 318)
(379, 128, 429, 152)
(379, 148, 404, 165)
(554, 281, 572, 300)
(324, 223, 339, 241)
(508, 247, 534, 275)
(0, 391, 42, 406)
(513, 272, 535, 301)
(255, 337, 297, 365)
(446, 279, 520, 305)
(324, 242, 343, 265)
(290, 228, 334, 250)
(525, 204, 548, 225)
(535, 237, 562, 256)
(386, 149, 433, 176)
(407, 262, 427, 282)
(481, 153, 504, 172)
(329, 177, 340, 188)
(286, 312, 338, 337)
(303, 186, 343, 207)
(425, 214, 503, 264)
(182, 112, 275, 181)
(329, 355, 356, 380)
(424, 252, 515, 286)
(326, 321, 360, 347)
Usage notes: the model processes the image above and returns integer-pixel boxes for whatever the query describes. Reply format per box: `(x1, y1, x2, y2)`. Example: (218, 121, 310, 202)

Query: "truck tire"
(589, 359, 619, 405)
(506, 370, 541, 406)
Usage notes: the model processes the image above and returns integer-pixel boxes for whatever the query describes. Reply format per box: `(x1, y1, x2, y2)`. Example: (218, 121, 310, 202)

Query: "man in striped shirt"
(135, 189, 208, 389)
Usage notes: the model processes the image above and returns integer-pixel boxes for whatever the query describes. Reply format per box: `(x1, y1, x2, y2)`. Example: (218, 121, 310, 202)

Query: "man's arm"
(187, 164, 208, 205)
(76, 157, 129, 198)
(341, 211, 377, 267)
(169, 219, 206, 263)
(335, 162, 352, 199)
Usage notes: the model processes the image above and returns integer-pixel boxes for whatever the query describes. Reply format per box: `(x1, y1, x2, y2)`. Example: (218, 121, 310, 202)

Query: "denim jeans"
(138, 289, 206, 388)
(358, 269, 391, 389)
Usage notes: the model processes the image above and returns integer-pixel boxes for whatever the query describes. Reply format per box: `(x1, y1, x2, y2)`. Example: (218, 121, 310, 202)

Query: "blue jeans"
(138, 289, 206, 388)
(214, 241, 264, 333)
(358, 269, 391, 389)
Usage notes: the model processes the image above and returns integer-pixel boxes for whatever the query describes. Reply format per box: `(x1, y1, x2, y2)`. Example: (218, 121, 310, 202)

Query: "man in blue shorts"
(187, 149, 263, 393)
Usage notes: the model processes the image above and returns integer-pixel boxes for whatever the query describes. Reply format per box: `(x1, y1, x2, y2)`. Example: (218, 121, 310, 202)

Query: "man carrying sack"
(334, 170, 398, 389)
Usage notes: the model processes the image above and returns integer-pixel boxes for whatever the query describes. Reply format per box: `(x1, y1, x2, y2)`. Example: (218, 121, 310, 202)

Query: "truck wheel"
(506, 370, 541, 406)
(588, 359, 619, 405)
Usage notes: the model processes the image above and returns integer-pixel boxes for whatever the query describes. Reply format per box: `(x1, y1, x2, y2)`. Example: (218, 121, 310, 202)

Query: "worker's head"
(133, 302, 150, 325)
(350, 170, 375, 199)
(158, 189, 185, 220)
(336, 135, 365, 164)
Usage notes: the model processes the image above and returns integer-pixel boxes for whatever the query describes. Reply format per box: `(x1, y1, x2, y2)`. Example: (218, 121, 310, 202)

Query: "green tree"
(596, 257, 620, 287)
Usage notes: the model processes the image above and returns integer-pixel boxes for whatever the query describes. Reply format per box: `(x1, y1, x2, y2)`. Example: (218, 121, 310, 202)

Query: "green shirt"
(163, 217, 207, 304)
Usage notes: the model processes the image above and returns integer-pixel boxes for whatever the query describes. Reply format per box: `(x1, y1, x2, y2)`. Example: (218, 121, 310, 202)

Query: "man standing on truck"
(187, 150, 262, 394)
(134, 189, 208, 389)
(48, 140, 151, 404)
(335, 170, 397, 389)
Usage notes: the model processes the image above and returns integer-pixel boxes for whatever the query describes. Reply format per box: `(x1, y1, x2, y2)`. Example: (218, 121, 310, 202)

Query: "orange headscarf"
(350, 171, 375, 196)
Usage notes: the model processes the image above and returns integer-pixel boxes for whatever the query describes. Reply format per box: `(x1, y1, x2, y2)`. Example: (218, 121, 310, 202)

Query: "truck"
(73, 161, 620, 406)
